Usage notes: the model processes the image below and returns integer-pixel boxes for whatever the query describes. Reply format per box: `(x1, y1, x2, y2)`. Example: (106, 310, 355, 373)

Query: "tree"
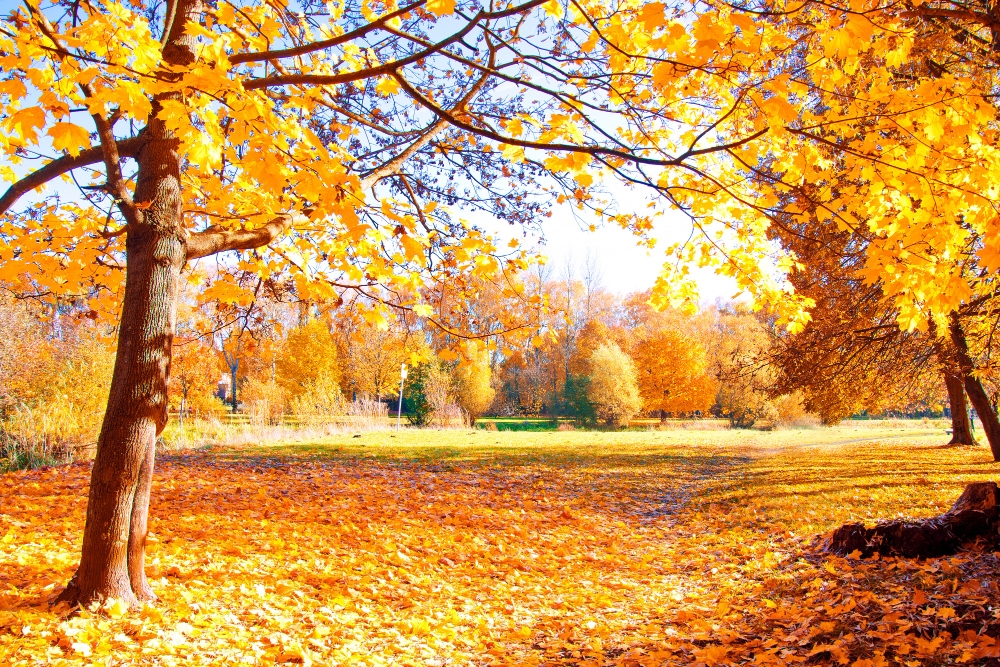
(452, 342, 496, 426)
(276, 319, 341, 400)
(563, 374, 596, 425)
(624, 295, 717, 418)
(633, 328, 717, 418)
(338, 320, 409, 401)
(169, 336, 223, 426)
(275, 318, 345, 416)
(711, 308, 776, 429)
(587, 343, 642, 427)
(764, 213, 945, 426)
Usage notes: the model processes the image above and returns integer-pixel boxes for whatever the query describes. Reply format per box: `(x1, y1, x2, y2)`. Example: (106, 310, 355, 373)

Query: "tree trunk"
(128, 436, 157, 601)
(231, 364, 239, 412)
(944, 372, 976, 445)
(58, 224, 184, 607)
(949, 314, 1000, 461)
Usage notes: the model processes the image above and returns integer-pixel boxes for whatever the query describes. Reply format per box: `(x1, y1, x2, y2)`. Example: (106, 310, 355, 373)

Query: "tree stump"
(825, 482, 1000, 558)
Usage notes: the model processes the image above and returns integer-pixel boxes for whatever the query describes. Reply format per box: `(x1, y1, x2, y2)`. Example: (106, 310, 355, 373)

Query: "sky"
(527, 206, 740, 300)
(473, 183, 742, 302)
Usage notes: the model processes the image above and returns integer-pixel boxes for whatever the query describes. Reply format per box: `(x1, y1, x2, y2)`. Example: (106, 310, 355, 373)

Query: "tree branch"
(0, 137, 144, 217)
(242, 0, 546, 90)
(230, 1, 425, 64)
(359, 64, 492, 189)
(185, 209, 312, 260)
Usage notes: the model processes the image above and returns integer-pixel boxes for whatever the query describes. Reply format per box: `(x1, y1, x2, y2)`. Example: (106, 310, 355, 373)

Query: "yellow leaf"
(48, 123, 91, 157)
(500, 143, 526, 163)
(105, 597, 128, 619)
(376, 76, 400, 96)
(425, 0, 455, 16)
(7, 106, 46, 142)
(543, 0, 564, 19)
(639, 2, 665, 31)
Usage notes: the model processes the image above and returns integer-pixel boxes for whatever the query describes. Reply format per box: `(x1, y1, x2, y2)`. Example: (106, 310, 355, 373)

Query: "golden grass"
(1, 425, 997, 666)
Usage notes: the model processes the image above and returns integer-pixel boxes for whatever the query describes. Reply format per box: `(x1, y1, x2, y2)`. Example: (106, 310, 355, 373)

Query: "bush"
(405, 361, 456, 426)
(587, 343, 642, 427)
(771, 391, 820, 428)
(1, 316, 114, 469)
(452, 343, 496, 426)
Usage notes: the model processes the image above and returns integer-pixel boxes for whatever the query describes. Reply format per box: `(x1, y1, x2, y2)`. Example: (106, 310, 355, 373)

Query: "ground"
(1, 424, 999, 666)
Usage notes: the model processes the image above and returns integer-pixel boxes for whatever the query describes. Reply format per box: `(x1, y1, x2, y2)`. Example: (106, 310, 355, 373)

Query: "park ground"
(1, 424, 999, 666)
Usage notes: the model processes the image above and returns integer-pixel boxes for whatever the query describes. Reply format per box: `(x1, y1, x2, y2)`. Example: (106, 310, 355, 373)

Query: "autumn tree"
(764, 213, 945, 426)
(633, 328, 717, 418)
(711, 308, 777, 429)
(338, 319, 410, 402)
(625, 294, 716, 418)
(587, 343, 642, 427)
(168, 336, 223, 425)
(452, 342, 496, 426)
(276, 318, 344, 415)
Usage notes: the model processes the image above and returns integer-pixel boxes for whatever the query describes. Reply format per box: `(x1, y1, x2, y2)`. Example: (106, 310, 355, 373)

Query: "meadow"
(1, 424, 998, 666)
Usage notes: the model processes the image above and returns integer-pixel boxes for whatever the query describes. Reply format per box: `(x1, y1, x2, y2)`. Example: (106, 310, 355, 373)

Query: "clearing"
(2, 424, 999, 666)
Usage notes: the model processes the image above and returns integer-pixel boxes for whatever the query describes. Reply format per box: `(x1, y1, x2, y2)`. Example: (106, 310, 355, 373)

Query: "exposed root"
(825, 482, 1000, 559)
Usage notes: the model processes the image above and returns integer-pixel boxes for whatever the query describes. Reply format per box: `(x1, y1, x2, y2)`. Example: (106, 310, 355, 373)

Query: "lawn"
(1, 425, 998, 666)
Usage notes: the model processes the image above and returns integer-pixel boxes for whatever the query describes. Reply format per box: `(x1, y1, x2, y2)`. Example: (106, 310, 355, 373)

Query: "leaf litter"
(1, 428, 998, 666)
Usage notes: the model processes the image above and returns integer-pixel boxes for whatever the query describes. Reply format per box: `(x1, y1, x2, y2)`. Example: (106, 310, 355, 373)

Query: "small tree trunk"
(949, 314, 1000, 461)
(944, 372, 975, 445)
(231, 364, 238, 412)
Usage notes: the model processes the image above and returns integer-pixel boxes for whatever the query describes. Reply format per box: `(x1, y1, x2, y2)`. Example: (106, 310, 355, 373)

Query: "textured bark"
(58, 222, 184, 607)
(128, 437, 157, 601)
(949, 314, 1000, 461)
(945, 372, 976, 446)
(826, 482, 1000, 558)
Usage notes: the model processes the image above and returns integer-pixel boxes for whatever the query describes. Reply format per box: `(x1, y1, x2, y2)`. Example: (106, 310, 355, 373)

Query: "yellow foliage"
(633, 327, 717, 416)
(587, 342, 642, 426)
(275, 319, 342, 402)
(452, 342, 495, 425)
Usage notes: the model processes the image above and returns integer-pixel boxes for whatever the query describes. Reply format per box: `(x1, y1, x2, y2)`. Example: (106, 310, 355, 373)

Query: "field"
(2, 424, 999, 666)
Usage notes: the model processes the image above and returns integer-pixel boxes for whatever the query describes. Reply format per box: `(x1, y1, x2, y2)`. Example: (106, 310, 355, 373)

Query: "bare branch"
(243, 0, 547, 90)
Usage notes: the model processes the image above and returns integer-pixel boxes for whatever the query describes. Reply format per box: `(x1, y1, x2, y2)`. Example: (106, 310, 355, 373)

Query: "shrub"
(0, 311, 114, 470)
(405, 361, 455, 426)
(587, 343, 642, 427)
(452, 343, 496, 426)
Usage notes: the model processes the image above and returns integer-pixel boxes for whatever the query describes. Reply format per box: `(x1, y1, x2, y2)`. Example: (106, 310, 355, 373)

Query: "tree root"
(825, 482, 1000, 559)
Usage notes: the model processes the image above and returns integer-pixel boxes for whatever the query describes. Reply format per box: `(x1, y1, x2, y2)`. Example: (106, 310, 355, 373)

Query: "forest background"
(0, 250, 962, 472)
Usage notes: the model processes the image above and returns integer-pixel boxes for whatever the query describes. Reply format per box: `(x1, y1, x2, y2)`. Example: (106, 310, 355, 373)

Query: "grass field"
(1, 424, 998, 665)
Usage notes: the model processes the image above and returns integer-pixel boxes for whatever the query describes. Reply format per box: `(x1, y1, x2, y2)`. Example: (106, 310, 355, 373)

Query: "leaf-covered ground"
(2, 426, 999, 666)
